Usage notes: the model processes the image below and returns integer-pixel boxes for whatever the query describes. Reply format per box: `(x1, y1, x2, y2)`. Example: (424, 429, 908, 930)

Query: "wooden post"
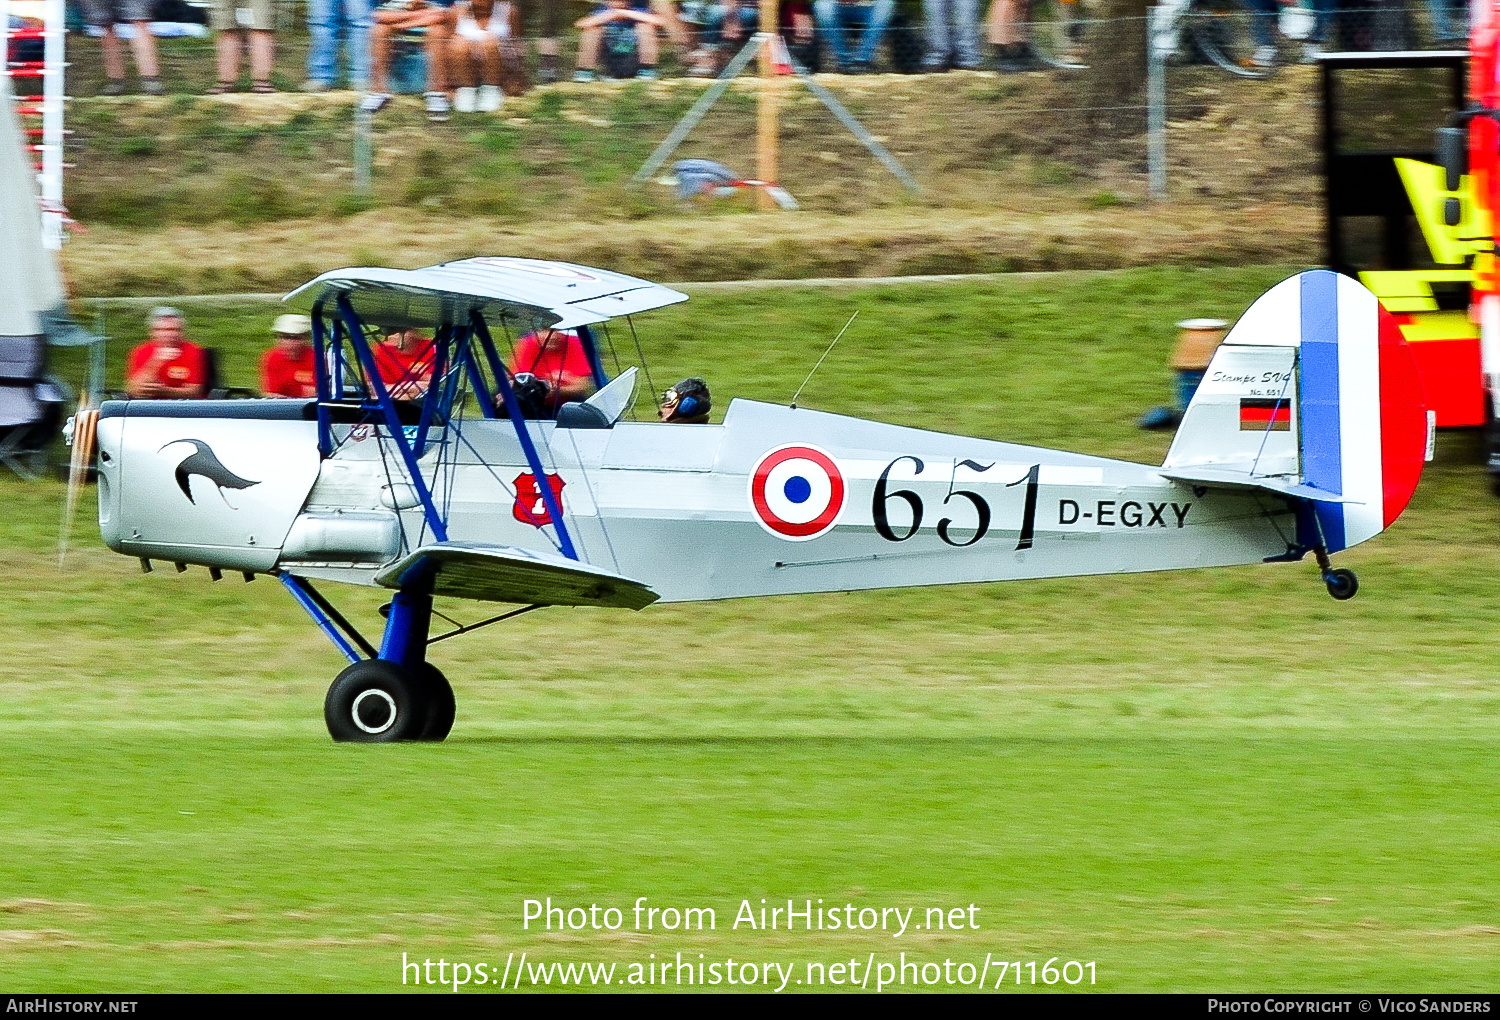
(757, 5, 780, 210)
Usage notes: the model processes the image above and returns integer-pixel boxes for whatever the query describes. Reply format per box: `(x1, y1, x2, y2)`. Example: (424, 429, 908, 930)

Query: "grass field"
(4, 268, 1499, 992)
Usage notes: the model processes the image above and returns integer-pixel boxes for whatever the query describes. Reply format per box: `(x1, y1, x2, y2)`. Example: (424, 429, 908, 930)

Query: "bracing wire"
(792, 311, 858, 409)
(598, 323, 633, 420)
(624, 316, 660, 415)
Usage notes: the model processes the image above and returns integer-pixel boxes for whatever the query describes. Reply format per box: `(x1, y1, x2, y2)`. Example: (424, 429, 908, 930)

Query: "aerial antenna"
(791, 310, 858, 409)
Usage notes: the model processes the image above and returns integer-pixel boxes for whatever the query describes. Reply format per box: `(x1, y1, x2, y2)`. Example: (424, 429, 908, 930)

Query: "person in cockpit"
(659, 377, 711, 423)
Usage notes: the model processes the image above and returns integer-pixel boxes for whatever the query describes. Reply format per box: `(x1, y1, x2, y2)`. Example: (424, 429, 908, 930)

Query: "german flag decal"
(1240, 398, 1291, 431)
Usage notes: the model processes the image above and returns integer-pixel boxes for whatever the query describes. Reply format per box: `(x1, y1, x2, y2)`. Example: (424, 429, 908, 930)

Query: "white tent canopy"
(0, 70, 64, 339)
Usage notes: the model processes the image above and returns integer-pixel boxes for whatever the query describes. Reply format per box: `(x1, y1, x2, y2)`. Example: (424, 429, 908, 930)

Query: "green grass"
(9, 268, 1500, 990)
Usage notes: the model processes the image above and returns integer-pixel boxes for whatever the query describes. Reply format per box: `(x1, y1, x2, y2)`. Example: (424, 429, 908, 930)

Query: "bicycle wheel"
(1186, 1, 1277, 78)
(1026, 0, 1092, 70)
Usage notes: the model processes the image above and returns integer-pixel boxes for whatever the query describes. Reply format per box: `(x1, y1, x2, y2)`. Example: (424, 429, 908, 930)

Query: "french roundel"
(749, 444, 846, 540)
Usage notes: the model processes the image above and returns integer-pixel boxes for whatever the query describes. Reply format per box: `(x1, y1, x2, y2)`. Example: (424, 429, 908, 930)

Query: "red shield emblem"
(513, 472, 566, 527)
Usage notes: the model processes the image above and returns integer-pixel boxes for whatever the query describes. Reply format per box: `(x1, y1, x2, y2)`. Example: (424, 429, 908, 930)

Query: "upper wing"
(375, 541, 660, 610)
(282, 259, 689, 332)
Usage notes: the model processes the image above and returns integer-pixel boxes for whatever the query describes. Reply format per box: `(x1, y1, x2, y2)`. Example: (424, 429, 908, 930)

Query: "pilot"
(659, 377, 711, 423)
(259, 314, 317, 398)
(504, 326, 594, 417)
(125, 307, 207, 399)
(374, 328, 437, 400)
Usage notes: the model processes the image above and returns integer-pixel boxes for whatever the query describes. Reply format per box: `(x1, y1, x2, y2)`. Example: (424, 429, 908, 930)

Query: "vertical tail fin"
(1164, 270, 1431, 551)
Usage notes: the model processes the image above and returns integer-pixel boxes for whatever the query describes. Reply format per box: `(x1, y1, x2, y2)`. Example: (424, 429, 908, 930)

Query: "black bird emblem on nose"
(160, 439, 260, 508)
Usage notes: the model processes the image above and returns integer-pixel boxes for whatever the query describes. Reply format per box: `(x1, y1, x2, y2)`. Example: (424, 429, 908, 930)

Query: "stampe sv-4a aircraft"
(84, 262, 1432, 742)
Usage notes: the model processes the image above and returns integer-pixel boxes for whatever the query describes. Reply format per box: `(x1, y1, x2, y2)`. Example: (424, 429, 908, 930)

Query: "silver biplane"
(85, 260, 1432, 741)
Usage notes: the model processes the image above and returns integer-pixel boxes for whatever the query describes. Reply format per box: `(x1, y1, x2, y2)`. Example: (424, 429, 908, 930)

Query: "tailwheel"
(1323, 568, 1359, 601)
(325, 660, 429, 742)
(417, 664, 456, 742)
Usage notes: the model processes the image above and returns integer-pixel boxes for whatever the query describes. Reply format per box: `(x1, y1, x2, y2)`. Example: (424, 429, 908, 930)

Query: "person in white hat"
(260, 313, 317, 398)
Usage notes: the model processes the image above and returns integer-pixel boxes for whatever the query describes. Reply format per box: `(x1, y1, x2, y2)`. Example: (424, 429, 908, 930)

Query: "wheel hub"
(351, 689, 398, 734)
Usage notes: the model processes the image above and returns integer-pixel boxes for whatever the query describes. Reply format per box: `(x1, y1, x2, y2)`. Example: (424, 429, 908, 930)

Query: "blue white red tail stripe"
(1223, 270, 1427, 552)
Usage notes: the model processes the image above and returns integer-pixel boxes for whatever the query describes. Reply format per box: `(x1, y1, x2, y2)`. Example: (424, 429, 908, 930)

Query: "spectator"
(813, 0, 893, 74)
(1297, 0, 1336, 62)
(688, 0, 758, 75)
(534, 0, 563, 82)
(527, 0, 690, 84)
(685, 0, 823, 75)
(781, 0, 817, 69)
(506, 327, 593, 416)
(125, 307, 206, 399)
(449, 0, 527, 111)
(81, 0, 164, 96)
(1229, 0, 1280, 68)
(362, 0, 458, 122)
(573, 0, 666, 81)
(921, 0, 982, 71)
(260, 314, 317, 398)
(208, 0, 276, 93)
(374, 328, 436, 399)
(305, 0, 372, 91)
(985, 0, 1045, 72)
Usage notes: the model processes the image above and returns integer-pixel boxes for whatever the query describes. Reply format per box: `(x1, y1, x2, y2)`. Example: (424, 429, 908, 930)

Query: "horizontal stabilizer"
(1157, 467, 1356, 504)
(375, 542, 659, 610)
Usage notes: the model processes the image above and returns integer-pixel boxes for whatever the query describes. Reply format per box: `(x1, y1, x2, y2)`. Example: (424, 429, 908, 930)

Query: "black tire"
(1186, 2, 1275, 79)
(1324, 568, 1359, 601)
(324, 660, 428, 743)
(418, 663, 456, 742)
(1027, 0, 1092, 70)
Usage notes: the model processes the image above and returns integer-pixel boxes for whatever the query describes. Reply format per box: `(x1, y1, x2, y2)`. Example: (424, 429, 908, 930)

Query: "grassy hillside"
(57, 64, 1329, 295)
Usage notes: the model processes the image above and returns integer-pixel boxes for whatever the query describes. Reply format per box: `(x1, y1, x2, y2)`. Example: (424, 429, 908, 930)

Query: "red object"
(374, 335, 436, 391)
(1377, 305, 1431, 528)
(509, 330, 591, 388)
(1472, 3, 1500, 302)
(260, 345, 318, 398)
(126, 340, 207, 392)
(512, 472, 566, 527)
(1407, 337, 1484, 426)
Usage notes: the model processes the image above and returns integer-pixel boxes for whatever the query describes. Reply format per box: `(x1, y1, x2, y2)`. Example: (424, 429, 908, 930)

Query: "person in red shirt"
(125, 307, 207, 399)
(505, 326, 594, 416)
(259, 314, 317, 398)
(373, 328, 436, 400)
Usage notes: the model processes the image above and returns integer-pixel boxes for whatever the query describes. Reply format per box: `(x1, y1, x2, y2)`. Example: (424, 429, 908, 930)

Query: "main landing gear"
(281, 574, 458, 743)
(321, 586, 455, 743)
(282, 573, 539, 743)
